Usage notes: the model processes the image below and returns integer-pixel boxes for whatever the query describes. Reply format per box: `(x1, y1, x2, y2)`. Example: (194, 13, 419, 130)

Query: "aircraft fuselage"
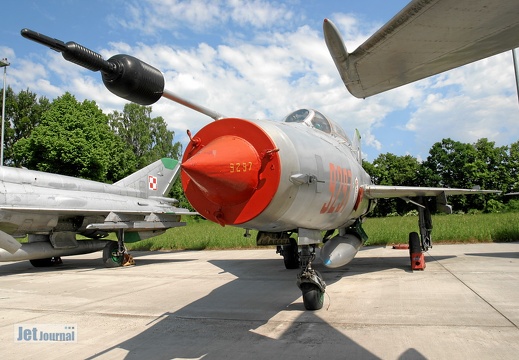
(181, 109, 373, 235)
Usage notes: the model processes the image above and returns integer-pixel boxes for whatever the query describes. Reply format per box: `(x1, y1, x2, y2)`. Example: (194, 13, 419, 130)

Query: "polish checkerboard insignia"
(148, 175, 158, 190)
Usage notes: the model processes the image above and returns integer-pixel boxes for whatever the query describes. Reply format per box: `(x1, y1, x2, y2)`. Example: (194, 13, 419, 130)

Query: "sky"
(1, 0, 518, 162)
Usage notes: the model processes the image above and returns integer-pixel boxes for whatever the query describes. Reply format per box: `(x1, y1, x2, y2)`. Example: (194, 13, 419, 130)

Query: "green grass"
(363, 212, 519, 246)
(126, 217, 259, 251)
(123, 212, 519, 251)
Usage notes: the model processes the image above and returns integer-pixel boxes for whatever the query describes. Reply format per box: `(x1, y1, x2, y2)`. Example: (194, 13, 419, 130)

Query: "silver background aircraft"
(0, 158, 191, 267)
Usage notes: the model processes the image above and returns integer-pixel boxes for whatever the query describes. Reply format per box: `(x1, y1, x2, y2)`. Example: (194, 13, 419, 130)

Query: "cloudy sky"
(2, 0, 518, 162)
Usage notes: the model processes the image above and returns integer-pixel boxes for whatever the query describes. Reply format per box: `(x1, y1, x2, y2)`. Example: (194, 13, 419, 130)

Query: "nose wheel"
(296, 245, 326, 310)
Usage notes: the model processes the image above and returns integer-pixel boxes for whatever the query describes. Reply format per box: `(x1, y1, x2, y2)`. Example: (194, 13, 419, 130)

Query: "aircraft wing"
(363, 185, 499, 199)
(324, 0, 519, 98)
(85, 211, 197, 233)
(0, 206, 194, 216)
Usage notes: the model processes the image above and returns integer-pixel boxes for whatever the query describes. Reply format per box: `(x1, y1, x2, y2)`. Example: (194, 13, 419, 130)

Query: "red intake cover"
(181, 118, 280, 225)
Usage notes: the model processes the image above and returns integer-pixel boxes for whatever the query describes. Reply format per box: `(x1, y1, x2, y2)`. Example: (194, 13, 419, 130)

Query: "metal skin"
(0, 158, 192, 266)
(21, 0, 512, 309)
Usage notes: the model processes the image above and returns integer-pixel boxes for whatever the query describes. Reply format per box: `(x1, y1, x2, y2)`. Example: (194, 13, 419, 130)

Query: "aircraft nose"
(181, 118, 281, 226)
(182, 135, 260, 206)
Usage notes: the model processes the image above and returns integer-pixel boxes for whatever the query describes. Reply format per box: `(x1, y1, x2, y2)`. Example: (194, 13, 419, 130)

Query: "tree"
(367, 153, 422, 216)
(13, 92, 136, 182)
(1, 86, 50, 166)
(472, 139, 509, 210)
(508, 141, 519, 192)
(421, 139, 476, 211)
(108, 103, 182, 168)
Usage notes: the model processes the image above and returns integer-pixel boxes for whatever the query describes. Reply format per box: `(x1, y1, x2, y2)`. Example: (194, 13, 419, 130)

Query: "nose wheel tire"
(301, 283, 325, 310)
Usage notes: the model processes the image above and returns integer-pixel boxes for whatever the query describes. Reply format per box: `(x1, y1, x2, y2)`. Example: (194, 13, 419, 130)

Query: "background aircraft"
(21, 0, 517, 310)
(0, 158, 192, 267)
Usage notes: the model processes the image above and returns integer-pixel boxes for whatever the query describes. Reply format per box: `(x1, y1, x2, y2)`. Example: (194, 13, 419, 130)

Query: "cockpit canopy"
(283, 109, 351, 144)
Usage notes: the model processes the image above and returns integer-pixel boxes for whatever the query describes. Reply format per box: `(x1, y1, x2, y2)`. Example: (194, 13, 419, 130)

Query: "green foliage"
(365, 137, 518, 216)
(169, 177, 195, 212)
(484, 199, 505, 213)
(2, 86, 50, 166)
(126, 217, 258, 251)
(108, 103, 182, 168)
(12, 93, 136, 182)
(505, 199, 519, 212)
(368, 153, 422, 216)
(3, 89, 182, 186)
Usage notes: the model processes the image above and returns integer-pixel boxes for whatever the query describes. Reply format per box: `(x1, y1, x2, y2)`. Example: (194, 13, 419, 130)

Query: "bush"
(485, 199, 505, 213)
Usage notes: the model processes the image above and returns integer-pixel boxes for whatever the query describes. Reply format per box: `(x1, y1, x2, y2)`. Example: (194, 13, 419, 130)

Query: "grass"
(126, 218, 259, 251)
(363, 212, 519, 246)
(123, 212, 519, 251)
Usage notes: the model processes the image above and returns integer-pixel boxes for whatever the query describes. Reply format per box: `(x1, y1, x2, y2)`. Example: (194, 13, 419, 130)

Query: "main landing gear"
(102, 229, 134, 267)
(406, 196, 435, 270)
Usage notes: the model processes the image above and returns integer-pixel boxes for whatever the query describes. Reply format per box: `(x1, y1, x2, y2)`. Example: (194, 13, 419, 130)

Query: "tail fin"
(114, 158, 180, 197)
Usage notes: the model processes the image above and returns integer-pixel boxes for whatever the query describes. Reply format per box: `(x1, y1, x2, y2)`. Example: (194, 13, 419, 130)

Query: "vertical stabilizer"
(114, 158, 180, 197)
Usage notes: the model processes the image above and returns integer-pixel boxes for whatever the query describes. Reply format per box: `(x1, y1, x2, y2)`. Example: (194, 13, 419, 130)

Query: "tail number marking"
(230, 162, 253, 173)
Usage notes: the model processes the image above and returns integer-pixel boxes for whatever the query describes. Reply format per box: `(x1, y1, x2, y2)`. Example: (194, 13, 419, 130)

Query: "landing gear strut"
(413, 196, 433, 251)
(296, 245, 326, 310)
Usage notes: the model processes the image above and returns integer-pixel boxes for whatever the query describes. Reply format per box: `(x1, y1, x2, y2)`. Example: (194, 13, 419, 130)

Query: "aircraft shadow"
(323, 247, 456, 276)
(86, 252, 432, 360)
(0, 251, 193, 277)
(465, 251, 519, 259)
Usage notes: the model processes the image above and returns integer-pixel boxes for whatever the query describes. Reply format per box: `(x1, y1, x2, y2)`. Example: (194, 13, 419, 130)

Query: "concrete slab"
(1, 242, 518, 359)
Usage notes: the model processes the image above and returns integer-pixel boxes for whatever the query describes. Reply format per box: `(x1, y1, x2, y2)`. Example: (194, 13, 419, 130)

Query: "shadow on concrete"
(85, 252, 427, 359)
(0, 251, 194, 277)
(465, 251, 519, 259)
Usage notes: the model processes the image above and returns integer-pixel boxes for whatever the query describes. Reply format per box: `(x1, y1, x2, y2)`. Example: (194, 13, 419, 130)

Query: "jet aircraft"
(21, 0, 517, 309)
(0, 158, 192, 267)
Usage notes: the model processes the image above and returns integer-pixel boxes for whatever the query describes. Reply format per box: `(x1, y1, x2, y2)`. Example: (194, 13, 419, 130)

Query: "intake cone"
(181, 118, 281, 225)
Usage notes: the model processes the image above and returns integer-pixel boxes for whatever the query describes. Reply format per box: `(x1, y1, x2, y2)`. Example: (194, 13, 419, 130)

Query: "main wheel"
(102, 242, 124, 268)
(301, 283, 324, 310)
(409, 232, 421, 253)
(282, 241, 299, 269)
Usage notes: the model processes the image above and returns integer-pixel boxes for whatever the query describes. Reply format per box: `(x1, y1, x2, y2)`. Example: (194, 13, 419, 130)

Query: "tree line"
(363, 138, 519, 216)
(2, 87, 518, 216)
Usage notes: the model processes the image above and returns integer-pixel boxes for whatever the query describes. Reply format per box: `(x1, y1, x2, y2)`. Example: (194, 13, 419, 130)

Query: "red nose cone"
(181, 118, 280, 226)
(182, 135, 260, 205)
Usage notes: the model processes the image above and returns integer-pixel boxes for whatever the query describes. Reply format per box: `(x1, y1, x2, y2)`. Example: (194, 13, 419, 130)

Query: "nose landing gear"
(296, 245, 326, 310)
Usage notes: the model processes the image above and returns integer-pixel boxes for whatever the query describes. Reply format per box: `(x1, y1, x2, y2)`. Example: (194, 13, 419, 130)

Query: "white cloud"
(404, 51, 519, 156)
(115, 0, 294, 35)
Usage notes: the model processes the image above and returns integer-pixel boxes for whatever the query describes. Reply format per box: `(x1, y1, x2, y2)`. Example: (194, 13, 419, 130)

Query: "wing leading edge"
(364, 185, 499, 199)
(363, 185, 499, 214)
(324, 0, 519, 98)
